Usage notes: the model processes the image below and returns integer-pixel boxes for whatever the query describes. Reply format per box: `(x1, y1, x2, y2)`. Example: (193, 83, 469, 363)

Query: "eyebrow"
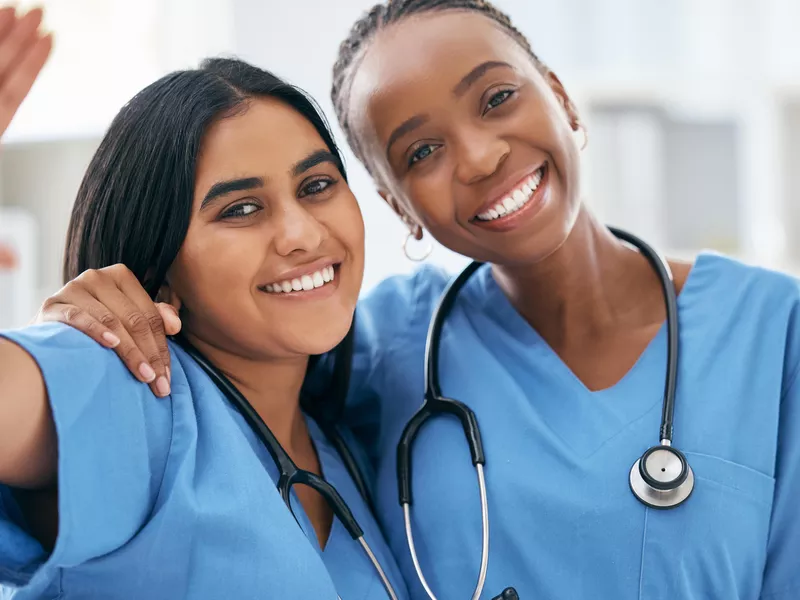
(200, 150, 341, 211)
(292, 149, 341, 176)
(384, 60, 514, 159)
(452, 60, 513, 97)
(201, 177, 264, 210)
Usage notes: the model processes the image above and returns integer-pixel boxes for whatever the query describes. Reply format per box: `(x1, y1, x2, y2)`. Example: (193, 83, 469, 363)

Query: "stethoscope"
(173, 331, 399, 600)
(396, 227, 693, 600)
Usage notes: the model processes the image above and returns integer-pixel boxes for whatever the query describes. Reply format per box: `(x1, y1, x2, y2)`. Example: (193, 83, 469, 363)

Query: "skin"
(1, 91, 366, 549)
(0, 7, 51, 273)
(39, 9, 691, 394)
(344, 10, 692, 391)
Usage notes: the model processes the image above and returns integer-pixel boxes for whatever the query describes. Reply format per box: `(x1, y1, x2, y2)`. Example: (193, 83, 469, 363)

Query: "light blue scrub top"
(0, 324, 408, 600)
(342, 252, 800, 600)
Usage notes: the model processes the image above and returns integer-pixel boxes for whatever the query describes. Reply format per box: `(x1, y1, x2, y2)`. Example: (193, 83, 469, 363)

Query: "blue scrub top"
(0, 324, 408, 600)
(341, 252, 800, 600)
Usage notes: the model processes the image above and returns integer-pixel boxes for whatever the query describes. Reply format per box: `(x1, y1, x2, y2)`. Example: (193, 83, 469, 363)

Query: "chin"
(285, 311, 355, 358)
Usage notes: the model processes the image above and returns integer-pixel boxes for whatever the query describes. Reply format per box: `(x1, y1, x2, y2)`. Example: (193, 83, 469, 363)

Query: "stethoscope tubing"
(173, 335, 398, 600)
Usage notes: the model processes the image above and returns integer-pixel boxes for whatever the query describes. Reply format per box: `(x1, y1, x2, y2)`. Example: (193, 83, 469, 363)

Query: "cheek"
(171, 226, 264, 309)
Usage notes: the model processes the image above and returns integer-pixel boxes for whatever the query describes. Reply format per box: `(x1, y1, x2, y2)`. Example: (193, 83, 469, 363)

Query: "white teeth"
(476, 166, 546, 222)
(265, 266, 337, 294)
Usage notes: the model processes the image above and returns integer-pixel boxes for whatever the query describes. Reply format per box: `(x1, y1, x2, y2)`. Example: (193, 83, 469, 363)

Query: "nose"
(453, 127, 510, 185)
(272, 202, 327, 257)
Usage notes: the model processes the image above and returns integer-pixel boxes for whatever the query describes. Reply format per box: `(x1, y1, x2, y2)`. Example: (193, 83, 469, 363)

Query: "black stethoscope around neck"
(173, 334, 399, 600)
(396, 227, 693, 600)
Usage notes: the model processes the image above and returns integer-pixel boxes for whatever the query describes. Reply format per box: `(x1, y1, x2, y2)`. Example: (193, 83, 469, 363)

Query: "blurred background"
(0, 0, 798, 328)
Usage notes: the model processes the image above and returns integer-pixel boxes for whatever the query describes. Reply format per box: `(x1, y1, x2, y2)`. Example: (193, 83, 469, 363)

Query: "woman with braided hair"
(40, 1, 800, 598)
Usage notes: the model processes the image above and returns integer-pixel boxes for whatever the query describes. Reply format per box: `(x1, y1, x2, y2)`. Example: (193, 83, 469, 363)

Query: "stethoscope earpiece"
(629, 444, 694, 509)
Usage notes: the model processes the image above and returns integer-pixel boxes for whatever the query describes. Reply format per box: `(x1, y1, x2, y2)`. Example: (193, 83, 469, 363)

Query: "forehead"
(348, 10, 534, 142)
(195, 98, 325, 188)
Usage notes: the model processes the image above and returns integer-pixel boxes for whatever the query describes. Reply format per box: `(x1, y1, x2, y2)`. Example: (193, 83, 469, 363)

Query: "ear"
(546, 71, 581, 132)
(378, 189, 423, 240)
(155, 280, 182, 314)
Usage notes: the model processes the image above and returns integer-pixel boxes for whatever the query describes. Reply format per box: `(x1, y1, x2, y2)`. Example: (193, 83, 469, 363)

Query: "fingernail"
(139, 363, 156, 382)
(102, 331, 120, 348)
(156, 376, 171, 397)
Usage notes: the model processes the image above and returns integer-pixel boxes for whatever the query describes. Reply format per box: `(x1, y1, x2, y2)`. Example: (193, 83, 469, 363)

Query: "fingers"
(86, 270, 171, 398)
(39, 288, 169, 398)
(0, 7, 52, 137)
(0, 8, 44, 79)
(156, 303, 182, 336)
(37, 264, 177, 397)
(0, 33, 51, 130)
(0, 241, 16, 270)
(108, 266, 174, 390)
(41, 267, 172, 398)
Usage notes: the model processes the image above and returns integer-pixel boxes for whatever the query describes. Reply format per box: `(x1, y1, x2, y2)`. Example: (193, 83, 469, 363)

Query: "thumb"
(156, 302, 182, 335)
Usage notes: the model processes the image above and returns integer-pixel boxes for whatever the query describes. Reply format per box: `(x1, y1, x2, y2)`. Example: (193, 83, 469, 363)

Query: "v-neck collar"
(467, 253, 711, 457)
(288, 416, 345, 555)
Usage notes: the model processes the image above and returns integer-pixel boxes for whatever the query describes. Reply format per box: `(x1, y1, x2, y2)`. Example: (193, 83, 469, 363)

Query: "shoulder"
(355, 264, 453, 352)
(685, 252, 800, 319)
(0, 322, 148, 395)
(687, 252, 800, 388)
(358, 264, 452, 319)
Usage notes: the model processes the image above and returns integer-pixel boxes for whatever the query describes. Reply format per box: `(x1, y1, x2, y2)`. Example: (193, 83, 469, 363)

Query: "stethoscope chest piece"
(629, 445, 694, 509)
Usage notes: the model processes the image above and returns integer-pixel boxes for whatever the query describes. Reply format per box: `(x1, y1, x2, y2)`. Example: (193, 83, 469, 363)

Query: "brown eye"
(299, 177, 337, 198)
(221, 202, 261, 219)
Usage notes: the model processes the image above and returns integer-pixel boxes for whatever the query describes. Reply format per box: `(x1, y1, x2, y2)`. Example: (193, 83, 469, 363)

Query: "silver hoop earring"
(403, 231, 433, 262)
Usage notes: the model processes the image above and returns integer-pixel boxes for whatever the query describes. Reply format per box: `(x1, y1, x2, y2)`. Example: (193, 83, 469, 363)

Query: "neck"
(182, 333, 310, 452)
(492, 207, 664, 348)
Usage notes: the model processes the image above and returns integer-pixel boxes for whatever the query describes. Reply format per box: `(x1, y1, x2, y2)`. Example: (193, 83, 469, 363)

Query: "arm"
(0, 6, 55, 489)
(0, 338, 56, 489)
(0, 323, 174, 586)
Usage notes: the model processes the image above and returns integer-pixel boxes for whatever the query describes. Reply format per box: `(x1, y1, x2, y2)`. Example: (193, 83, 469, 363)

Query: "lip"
(471, 162, 547, 220)
(471, 163, 550, 233)
(261, 257, 341, 288)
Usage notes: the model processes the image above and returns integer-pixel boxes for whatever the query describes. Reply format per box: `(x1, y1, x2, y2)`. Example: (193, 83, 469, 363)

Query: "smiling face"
(167, 97, 365, 360)
(346, 10, 584, 267)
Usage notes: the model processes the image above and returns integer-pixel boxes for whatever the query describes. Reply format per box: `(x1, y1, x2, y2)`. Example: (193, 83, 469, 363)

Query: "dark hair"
(64, 57, 347, 298)
(330, 0, 546, 164)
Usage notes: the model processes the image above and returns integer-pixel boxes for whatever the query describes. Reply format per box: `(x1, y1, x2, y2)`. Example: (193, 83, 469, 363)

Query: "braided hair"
(330, 0, 546, 166)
